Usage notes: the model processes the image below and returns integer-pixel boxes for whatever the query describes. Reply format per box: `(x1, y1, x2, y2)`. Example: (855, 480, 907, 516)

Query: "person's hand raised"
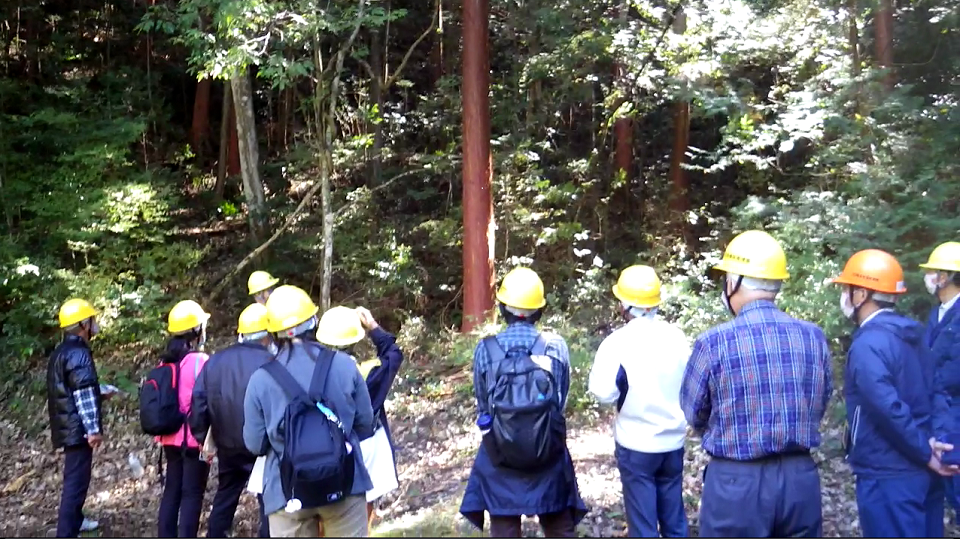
(355, 307, 379, 331)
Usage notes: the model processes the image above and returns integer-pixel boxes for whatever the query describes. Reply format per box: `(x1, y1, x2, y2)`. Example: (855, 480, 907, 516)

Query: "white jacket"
(588, 316, 690, 453)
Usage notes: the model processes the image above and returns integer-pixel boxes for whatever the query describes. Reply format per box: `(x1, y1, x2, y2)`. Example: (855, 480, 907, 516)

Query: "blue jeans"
(615, 444, 688, 537)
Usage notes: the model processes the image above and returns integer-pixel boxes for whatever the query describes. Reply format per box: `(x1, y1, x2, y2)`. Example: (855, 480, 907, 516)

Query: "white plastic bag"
(247, 456, 266, 495)
(360, 426, 399, 502)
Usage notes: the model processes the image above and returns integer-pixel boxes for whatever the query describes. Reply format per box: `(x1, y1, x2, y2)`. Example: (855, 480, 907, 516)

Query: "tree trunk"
(227, 96, 241, 177)
(431, 0, 445, 87)
(214, 81, 232, 202)
(668, 10, 690, 228)
(230, 71, 269, 243)
(875, 0, 894, 91)
(461, 0, 495, 333)
(613, 62, 633, 181)
(190, 77, 212, 159)
(369, 27, 384, 186)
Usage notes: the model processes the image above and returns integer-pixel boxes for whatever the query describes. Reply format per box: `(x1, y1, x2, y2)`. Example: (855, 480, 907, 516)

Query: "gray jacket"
(243, 339, 376, 515)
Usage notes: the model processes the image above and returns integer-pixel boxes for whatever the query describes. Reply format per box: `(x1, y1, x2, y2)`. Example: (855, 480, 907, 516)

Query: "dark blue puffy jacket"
(845, 310, 949, 476)
(925, 301, 960, 424)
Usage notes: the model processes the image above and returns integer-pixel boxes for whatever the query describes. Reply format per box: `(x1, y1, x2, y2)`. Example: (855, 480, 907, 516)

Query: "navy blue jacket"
(361, 327, 405, 445)
(845, 311, 949, 476)
(190, 341, 273, 457)
(925, 300, 960, 424)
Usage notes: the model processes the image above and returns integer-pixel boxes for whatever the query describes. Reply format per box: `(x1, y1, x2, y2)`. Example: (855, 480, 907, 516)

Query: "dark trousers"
(57, 444, 93, 538)
(698, 452, 821, 537)
(488, 510, 576, 537)
(856, 472, 944, 537)
(615, 444, 688, 537)
(158, 446, 210, 538)
(207, 452, 269, 538)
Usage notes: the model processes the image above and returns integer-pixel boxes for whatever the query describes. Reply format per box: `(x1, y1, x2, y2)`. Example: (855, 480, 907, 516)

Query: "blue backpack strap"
(303, 343, 337, 402)
(529, 334, 547, 356)
(262, 361, 310, 402)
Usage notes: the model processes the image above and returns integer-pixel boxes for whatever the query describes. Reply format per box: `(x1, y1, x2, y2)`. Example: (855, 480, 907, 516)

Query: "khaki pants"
(268, 494, 368, 537)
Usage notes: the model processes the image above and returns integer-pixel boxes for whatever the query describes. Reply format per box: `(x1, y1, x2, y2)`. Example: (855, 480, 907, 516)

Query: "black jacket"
(47, 335, 101, 449)
(190, 341, 273, 457)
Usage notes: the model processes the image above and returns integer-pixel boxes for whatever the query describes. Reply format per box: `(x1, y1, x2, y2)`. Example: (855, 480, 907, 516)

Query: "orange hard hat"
(831, 249, 907, 295)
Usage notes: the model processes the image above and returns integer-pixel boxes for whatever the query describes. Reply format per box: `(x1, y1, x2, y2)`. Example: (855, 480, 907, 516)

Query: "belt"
(709, 448, 811, 463)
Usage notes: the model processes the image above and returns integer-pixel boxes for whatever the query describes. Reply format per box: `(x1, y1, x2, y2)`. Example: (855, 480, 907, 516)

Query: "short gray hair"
(727, 273, 782, 293)
(621, 301, 657, 319)
(872, 291, 898, 304)
(239, 330, 269, 342)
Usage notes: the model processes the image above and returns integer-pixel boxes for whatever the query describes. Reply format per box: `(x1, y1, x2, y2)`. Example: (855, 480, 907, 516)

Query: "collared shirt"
(73, 387, 100, 435)
(588, 316, 690, 453)
(862, 307, 894, 327)
(680, 300, 833, 461)
(473, 321, 571, 415)
(940, 293, 959, 323)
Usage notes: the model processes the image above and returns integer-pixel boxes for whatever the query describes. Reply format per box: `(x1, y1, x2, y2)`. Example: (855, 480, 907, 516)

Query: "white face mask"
(268, 342, 279, 355)
(89, 318, 100, 337)
(720, 286, 732, 313)
(840, 291, 856, 320)
(925, 273, 941, 295)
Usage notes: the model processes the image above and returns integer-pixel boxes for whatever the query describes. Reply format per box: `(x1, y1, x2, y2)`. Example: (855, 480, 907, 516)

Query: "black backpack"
(482, 334, 565, 471)
(262, 346, 355, 509)
(139, 361, 185, 436)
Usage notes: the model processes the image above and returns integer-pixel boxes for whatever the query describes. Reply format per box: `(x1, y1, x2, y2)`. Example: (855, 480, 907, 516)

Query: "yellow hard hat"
(316, 306, 365, 347)
(920, 242, 960, 273)
(496, 267, 547, 310)
(247, 270, 280, 296)
(612, 265, 662, 308)
(168, 300, 211, 335)
(58, 298, 98, 328)
(265, 285, 319, 333)
(237, 303, 270, 335)
(713, 230, 790, 280)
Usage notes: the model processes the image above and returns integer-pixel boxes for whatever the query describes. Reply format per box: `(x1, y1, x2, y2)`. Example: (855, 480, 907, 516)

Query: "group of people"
(47, 271, 404, 538)
(44, 229, 960, 538)
(455, 231, 960, 538)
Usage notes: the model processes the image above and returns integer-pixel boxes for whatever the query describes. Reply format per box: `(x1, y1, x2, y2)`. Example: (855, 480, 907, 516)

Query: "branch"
(323, 0, 369, 78)
(636, 1, 686, 78)
(203, 167, 424, 304)
(383, 1, 439, 90)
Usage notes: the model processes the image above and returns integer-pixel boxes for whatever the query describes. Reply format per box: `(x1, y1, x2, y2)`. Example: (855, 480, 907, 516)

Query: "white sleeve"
(588, 336, 622, 405)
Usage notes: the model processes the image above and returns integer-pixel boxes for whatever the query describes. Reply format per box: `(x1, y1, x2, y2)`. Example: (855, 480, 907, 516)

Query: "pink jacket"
(156, 351, 209, 449)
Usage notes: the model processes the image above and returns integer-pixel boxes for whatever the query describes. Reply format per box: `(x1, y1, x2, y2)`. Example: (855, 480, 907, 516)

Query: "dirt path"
(0, 377, 953, 537)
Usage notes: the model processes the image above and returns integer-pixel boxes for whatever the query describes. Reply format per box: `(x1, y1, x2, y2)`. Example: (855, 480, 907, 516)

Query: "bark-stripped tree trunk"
(875, 0, 894, 91)
(430, 0, 444, 88)
(190, 77, 212, 158)
(668, 10, 690, 235)
(461, 0, 495, 333)
(230, 70, 268, 243)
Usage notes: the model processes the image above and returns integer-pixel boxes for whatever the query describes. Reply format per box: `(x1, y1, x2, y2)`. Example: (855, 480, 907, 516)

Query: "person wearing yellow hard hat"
(248, 270, 281, 305)
(680, 230, 832, 537)
(459, 267, 587, 538)
(587, 265, 690, 537)
(315, 305, 405, 533)
(189, 303, 273, 538)
(244, 285, 375, 537)
(920, 242, 960, 514)
(47, 298, 106, 538)
(152, 299, 212, 538)
(830, 249, 956, 537)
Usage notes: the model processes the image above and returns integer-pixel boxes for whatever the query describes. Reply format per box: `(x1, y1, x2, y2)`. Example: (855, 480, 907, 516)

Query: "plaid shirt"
(680, 300, 833, 460)
(73, 386, 101, 435)
(472, 321, 571, 416)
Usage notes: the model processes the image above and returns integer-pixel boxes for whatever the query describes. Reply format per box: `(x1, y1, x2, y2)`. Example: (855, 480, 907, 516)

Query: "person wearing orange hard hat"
(919, 242, 960, 512)
(831, 249, 955, 537)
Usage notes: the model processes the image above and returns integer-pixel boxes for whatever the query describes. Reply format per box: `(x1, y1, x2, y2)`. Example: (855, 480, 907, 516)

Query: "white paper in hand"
(360, 426, 399, 502)
(247, 456, 266, 495)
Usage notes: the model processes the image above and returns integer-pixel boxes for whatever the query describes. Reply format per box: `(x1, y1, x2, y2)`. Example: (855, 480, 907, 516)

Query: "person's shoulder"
(537, 327, 569, 357)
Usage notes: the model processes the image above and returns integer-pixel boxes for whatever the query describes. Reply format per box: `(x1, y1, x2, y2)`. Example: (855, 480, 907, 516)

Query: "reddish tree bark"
(190, 77, 212, 157)
(613, 64, 633, 180)
(668, 100, 690, 214)
(460, 0, 495, 333)
(227, 94, 241, 177)
(875, 0, 894, 91)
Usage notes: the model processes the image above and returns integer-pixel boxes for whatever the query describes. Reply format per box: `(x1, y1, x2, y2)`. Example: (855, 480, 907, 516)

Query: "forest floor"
(3, 347, 958, 538)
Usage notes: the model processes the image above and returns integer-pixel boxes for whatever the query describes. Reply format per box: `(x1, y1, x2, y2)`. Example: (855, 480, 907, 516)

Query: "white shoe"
(80, 518, 99, 532)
